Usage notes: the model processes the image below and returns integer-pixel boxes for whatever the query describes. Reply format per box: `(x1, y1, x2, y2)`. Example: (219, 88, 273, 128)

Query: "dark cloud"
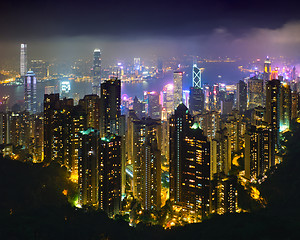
(0, 0, 299, 41)
(0, 0, 300, 67)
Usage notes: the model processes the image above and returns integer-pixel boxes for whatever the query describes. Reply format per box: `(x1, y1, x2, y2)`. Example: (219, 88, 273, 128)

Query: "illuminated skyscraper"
(211, 175, 238, 215)
(78, 128, 99, 206)
(100, 78, 121, 137)
(245, 125, 274, 180)
(169, 104, 193, 203)
(144, 91, 161, 119)
(279, 83, 291, 132)
(247, 78, 264, 109)
(20, 43, 27, 77)
(92, 49, 101, 95)
(170, 106, 210, 218)
(263, 57, 271, 81)
(24, 71, 37, 114)
(236, 80, 247, 113)
(131, 118, 162, 210)
(99, 135, 122, 217)
(192, 63, 201, 88)
(189, 87, 204, 115)
(161, 83, 174, 119)
(79, 94, 100, 130)
(266, 79, 280, 150)
(173, 71, 183, 109)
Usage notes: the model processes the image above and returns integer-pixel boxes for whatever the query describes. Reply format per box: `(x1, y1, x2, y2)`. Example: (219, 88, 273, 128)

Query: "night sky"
(0, 0, 300, 63)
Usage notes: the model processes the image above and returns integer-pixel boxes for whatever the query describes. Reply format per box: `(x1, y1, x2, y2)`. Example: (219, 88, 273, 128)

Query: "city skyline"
(1, 1, 300, 238)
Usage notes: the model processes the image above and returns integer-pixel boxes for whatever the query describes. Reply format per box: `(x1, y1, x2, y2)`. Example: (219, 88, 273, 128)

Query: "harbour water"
(0, 62, 246, 109)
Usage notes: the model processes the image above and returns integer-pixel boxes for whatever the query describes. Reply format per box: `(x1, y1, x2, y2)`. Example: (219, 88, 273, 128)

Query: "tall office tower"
(183, 124, 211, 218)
(251, 106, 266, 126)
(78, 128, 99, 206)
(30, 60, 48, 79)
(194, 111, 220, 141)
(144, 91, 161, 119)
(203, 84, 211, 111)
(44, 94, 76, 166)
(182, 90, 190, 109)
(24, 71, 37, 114)
(10, 111, 31, 149)
(245, 125, 274, 180)
(192, 63, 202, 88)
(20, 43, 27, 77)
(100, 78, 121, 137)
(29, 114, 44, 162)
(161, 83, 174, 120)
(263, 57, 271, 81)
(132, 96, 143, 119)
(70, 105, 86, 181)
(291, 92, 299, 119)
(221, 112, 245, 153)
(0, 112, 11, 145)
(236, 80, 247, 113)
(119, 115, 126, 199)
(213, 128, 232, 175)
(266, 79, 280, 149)
(279, 83, 291, 132)
(189, 87, 204, 115)
(79, 94, 100, 130)
(170, 111, 210, 218)
(126, 110, 139, 166)
(131, 118, 162, 210)
(169, 104, 193, 203)
(271, 67, 279, 80)
(247, 78, 264, 109)
(173, 71, 183, 109)
(161, 120, 169, 162)
(99, 135, 121, 217)
(210, 84, 221, 111)
(210, 175, 237, 215)
(92, 49, 101, 95)
(44, 93, 60, 163)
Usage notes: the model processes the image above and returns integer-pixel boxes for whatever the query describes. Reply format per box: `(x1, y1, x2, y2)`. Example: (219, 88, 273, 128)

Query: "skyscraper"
(236, 80, 247, 113)
(247, 78, 264, 109)
(279, 83, 291, 132)
(79, 94, 100, 130)
(144, 91, 161, 119)
(263, 57, 271, 81)
(245, 125, 274, 180)
(266, 79, 280, 149)
(20, 43, 27, 77)
(99, 135, 122, 217)
(169, 104, 193, 203)
(189, 87, 204, 115)
(173, 71, 183, 109)
(78, 128, 100, 206)
(92, 49, 101, 95)
(170, 105, 210, 218)
(192, 63, 201, 88)
(161, 83, 174, 120)
(130, 118, 162, 210)
(100, 78, 121, 137)
(24, 71, 37, 114)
